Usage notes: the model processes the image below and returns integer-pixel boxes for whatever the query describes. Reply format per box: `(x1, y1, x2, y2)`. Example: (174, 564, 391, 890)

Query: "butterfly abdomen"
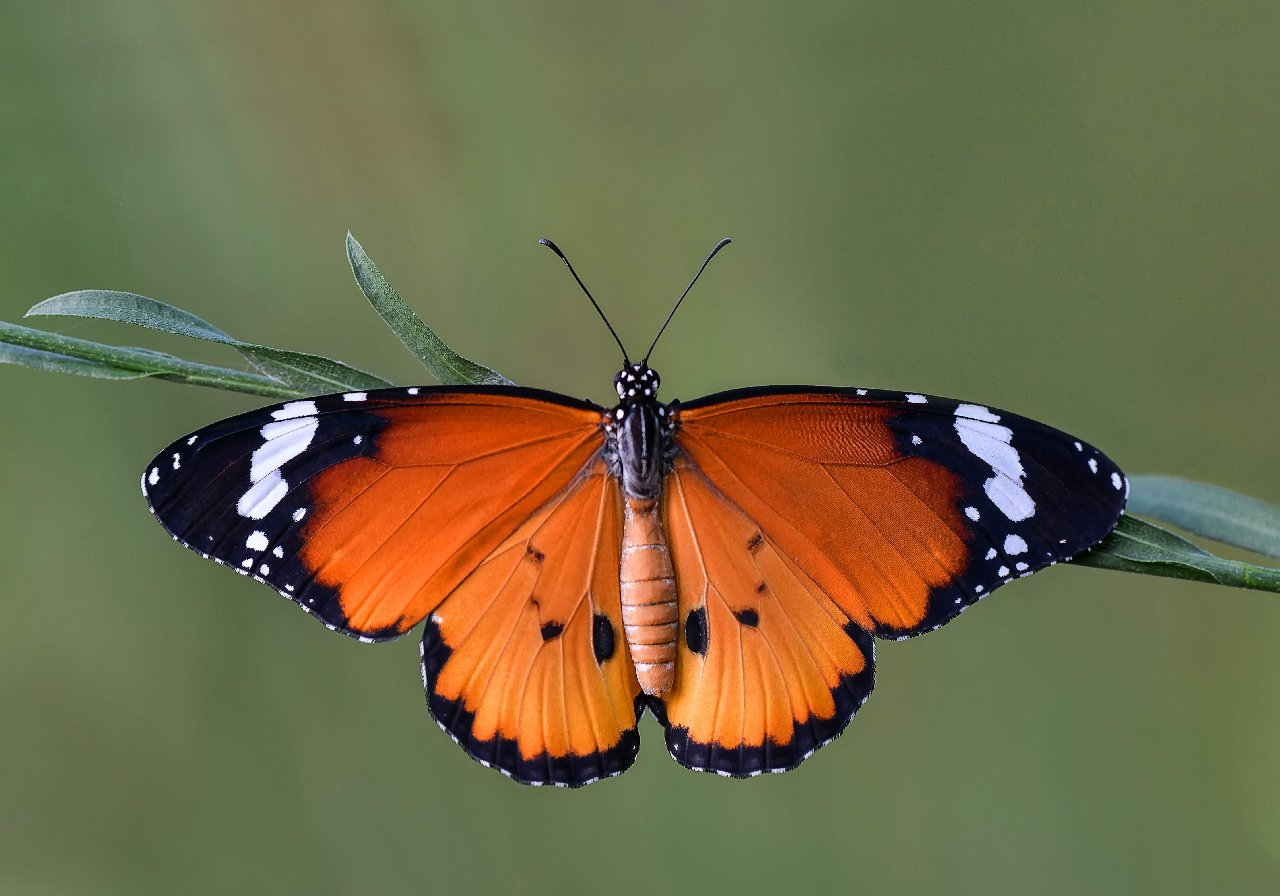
(620, 495, 678, 696)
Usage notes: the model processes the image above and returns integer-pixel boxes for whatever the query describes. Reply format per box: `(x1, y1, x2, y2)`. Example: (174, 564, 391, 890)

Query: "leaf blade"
(1074, 514, 1280, 592)
(28, 291, 393, 394)
(0, 320, 304, 398)
(345, 232, 513, 386)
(1127, 474, 1280, 560)
(0, 341, 153, 380)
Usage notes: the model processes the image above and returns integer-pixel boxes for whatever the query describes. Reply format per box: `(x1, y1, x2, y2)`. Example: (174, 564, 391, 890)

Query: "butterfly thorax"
(604, 363, 676, 501)
(604, 362, 680, 696)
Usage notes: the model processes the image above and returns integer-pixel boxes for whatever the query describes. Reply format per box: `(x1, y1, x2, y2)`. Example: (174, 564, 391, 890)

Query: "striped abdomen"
(620, 495, 677, 696)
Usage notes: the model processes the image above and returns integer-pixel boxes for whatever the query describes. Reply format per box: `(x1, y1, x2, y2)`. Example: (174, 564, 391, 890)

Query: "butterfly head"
(614, 362, 660, 401)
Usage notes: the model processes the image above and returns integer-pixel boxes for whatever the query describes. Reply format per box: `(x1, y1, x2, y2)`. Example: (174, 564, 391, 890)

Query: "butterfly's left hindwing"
(654, 458, 875, 777)
(142, 387, 606, 641)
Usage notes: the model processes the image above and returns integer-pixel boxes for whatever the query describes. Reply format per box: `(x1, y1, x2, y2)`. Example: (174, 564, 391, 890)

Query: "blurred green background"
(3, 2, 1278, 893)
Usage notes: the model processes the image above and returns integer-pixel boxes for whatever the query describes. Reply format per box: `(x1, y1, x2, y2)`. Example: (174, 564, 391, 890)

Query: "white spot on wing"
(984, 476, 1035, 522)
(906, 393, 927, 404)
(997, 565, 1010, 577)
(237, 471, 289, 519)
(292, 507, 307, 522)
(954, 407, 1035, 522)
(1088, 458, 1098, 473)
(343, 392, 367, 402)
(1003, 534, 1028, 555)
(271, 400, 318, 420)
(407, 387, 420, 395)
(148, 467, 160, 486)
(251, 418, 318, 482)
(1112, 472, 1124, 490)
(965, 506, 980, 521)
(272, 546, 284, 558)
(246, 530, 270, 552)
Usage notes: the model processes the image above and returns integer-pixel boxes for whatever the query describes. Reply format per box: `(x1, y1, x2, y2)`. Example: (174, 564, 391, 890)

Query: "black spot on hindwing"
(540, 621, 564, 641)
(733, 608, 759, 627)
(592, 613, 615, 663)
(685, 607, 708, 655)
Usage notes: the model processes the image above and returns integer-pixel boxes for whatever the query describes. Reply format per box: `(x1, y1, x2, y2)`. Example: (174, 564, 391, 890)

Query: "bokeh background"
(3, 2, 1279, 893)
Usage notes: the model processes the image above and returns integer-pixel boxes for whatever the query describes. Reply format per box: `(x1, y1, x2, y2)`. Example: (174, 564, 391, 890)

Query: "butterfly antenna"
(642, 237, 732, 364)
(538, 238, 631, 364)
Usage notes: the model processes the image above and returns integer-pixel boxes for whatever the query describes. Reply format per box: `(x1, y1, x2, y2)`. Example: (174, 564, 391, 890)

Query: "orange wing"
(655, 387, 1124, 775)
(146, 385, 642, 785)
(670, 388, 1126, 639)
(144, 386, 607, 641)
(421, 457, 644, 786)
(654, 457, 875, 776)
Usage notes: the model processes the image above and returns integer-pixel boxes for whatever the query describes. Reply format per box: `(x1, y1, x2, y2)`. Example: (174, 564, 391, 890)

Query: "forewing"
(653, 458, 875, 777)
(142, 386, 607, 640)
(672, 387, 1126, 639)
(421, 458, 644, 786)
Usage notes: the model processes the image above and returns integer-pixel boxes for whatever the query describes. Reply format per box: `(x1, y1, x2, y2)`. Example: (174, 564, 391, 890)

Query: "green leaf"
(346, 232, 513, 386)
(1074, 514, 1280, 592)
(0, 320, 304, 398)
(1127, 474, 1280, 560)
(0, 341, 153, 380)
(27, 291, 393, 394)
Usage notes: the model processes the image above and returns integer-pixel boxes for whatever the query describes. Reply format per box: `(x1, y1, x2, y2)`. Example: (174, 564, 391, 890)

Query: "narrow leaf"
(28, 291, 393, 394)
(0, 321, 303, 398)
(0, 341, 152, 380)
(346, 232, 513, 386)
(1127, 474, 1280, 560)
(1074, 514, 1280, 592)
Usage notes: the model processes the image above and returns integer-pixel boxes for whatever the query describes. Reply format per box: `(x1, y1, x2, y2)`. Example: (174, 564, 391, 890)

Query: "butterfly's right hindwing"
(420, 458, 644, 786)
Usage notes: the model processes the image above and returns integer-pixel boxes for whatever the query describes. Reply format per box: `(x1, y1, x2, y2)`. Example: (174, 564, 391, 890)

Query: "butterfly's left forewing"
(670, 387, 1127, 639)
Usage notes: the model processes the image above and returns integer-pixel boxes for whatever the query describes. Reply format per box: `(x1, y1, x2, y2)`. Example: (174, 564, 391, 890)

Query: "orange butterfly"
(143, 240, 1126, 786)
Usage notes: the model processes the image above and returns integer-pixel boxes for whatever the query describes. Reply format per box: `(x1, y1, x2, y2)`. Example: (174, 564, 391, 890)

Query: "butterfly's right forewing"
(143, 386, 608, 641)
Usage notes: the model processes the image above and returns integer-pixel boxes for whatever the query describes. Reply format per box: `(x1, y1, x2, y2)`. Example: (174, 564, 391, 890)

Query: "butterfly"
(142, 238, 1126, 787)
